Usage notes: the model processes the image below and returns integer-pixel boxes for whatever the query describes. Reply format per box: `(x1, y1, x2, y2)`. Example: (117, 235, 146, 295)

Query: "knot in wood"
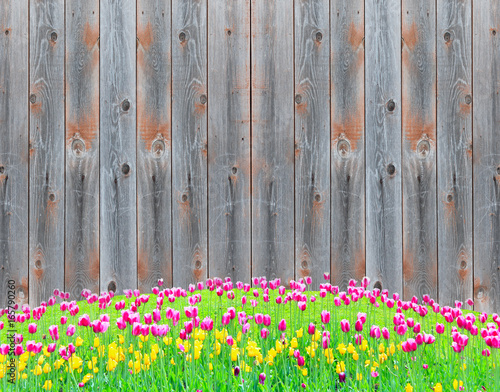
(5, 30, 9, 36)
(108, 281, 117, 293)
(152, 139, 165, 158)
(121, 163, 130, 175)
(493, 29, 497, 36)
(460, 260, 467, 270)
(35, 259, 42, 269)
(121, 99, 131, 112)
(29, 94, 36, 104)
(447, 193, 453, 203)
(0, 166, 4, 173)
(477, 287, 485, 299)
(50, 31, 58, 42)
(386, 99, 396, 112)
(386, 163, 396, 175)
(314, 193, 321, 202)
(179, 31, 186, 42)
(227, 30, 232, 36)
(71, 139, 85, 157)
(337, 139, 351, 158)
(496, 165, 500, 175)
(194, 260, 202, 270)
(48, 193, 56, 202)
(181, 193, 188, 202)
(232, 166, 238, 174)
(295, 94, 302, 104)
(200, 94, 207, 105)
(301, 260, 308, 269)
(315, 31, 323, 42)
(465, 94, 472, 105)
(444, 31, 451, 42)
(417, 140, 430, 158)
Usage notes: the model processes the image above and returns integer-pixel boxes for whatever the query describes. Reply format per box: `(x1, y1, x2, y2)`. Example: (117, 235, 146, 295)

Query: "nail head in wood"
(444, 31, 451, 42)
(179, 31, 186, 42)
(121, 163, 130, 175)
(35, 259, 42, 269)
(29, 94, 36, 104)
(181, 193, 188, 202)
(465, 94, 472, 105)
(295, 94, 302, 104)
(386, 163, 396, 175)
(50, 31, 58, 42)
(121, 99, 131, 112)
(108, 281, 117, 293)
(194, 260, 202, 270)
(200, 95, 207, 105)
(386, 99, 396, 112)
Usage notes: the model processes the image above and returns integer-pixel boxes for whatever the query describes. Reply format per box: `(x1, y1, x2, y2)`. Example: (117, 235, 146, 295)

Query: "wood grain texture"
(29, 0, 65, 306)
(0, 0, 29, 307)
(295, 0, 330, 290)
(402, 1, 437, 301)
(330, 0, 365, 290)
(172, 0, 208, 288)
(251, 0, 295, 286)
(365, 0, 402, 295)
(137, 0, 173, 291)
(437, 0, 472, 307)
(473, 0, 500, 313)
(208, 0, 251, 283)
(100, 0, 137, 294)
(65, 0, 100, 299)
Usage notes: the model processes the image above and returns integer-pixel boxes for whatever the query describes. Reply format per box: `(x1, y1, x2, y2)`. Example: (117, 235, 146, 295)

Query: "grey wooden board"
(137, 0, 173, 291)
(437, 0, 473, 307)
(172, 0, 208, 288)
(208, 0, 251, 283)
(29, 0, 65, 306)
(330, 0, 365, 290)
(100, 0, 137, 294)
(365, 0, 402, 295)
(0, 0, 29, 307)
(473, 0, 500, 313)
(65, 0, 100, 299)
(402, 0, 438, 301)
(251, 0, 295, 286)
(294, 0, 330, 291)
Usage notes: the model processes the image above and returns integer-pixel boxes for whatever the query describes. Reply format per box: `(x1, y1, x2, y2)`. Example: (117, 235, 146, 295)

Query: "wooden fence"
(0, 0, 499, 312)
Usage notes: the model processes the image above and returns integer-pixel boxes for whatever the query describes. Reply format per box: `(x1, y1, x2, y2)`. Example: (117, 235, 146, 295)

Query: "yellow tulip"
(42, 380, 52, 390)
(405, 384, 413, 392)
(434, 383, 442, 392)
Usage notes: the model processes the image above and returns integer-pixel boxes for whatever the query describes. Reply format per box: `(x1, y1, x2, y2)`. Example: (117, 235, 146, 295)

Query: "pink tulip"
(339, 372, 346, 383)
(297, 355, 305, 366)
(263, 314, 271, 326)
(324, 272, 330, 280)
(381, 327, 390, 340)
(78, 314, 90, 327)
(14, 344, 24, 356)
(308, 323, 315, 335)
(370, 325, 381, 339)
(49, 325, 59, 341)
(222, 313, 231, 326)
(241, 295, 247, 306)
(261, 328, 269, 339)
(321, 310, 330, 324)
(259, 373, 266, 384)
(298, 301, 307, 311)
(355, 333, 363, 345)
(116, 317, 126, 330)
(226, 335, 234, 346)
(66, 324, 76, 337)
(482, 348, 491, 357)
(436, 323, 445, 334)
(424, 333, 435, 344)
(255, 313, 264, 325)
(60, 316, 67, 325)
(305, 276, 312, 285)
(132, 322, 141, 336)
(340, 319, 350, 333)
(415, 333, 424, 345)
(355, 319, 363, 332)
(278, 319, 286, 331)
(28, 323, 37, 334)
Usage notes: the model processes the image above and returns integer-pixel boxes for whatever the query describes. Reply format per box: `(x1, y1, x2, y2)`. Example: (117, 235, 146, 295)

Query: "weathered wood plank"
(295, 0, 330, 290)
(65, 0, 100, 299)
(172, 0, 208, 288)
(330, 1, 365, 290)
(0, 0, 29, 307)
(437, 0, 472, 307)
(208, 0, 251, 283)
(365, 0, 402, 295)
(473, 0, 500, 313)
(29, 0, 65, 305)
(137, 0, 173, 291)
(402, 0, 437, 300)
(251, 0, 294, 285)
(100, 0, 137, 294)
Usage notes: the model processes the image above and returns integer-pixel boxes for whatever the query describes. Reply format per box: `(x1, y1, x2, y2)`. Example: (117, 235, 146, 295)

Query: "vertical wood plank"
(295, 0, 330, 290)
(65, 0, 100, 299)
(100, 0, 137, 294)
(330, 1, 365, 290)
(251, 0, 295, 285)
(473, 0, 500, 313)
(402, 1, 437, 300)
(208, 0, 251, 283)
(437, 0, 472, 306)
(29, 0, 65, 305)
(172, 0, 208, 288)
(365, 0, 402, 295)
(137, 0, 173, 291)
(0, 0, 29, 307)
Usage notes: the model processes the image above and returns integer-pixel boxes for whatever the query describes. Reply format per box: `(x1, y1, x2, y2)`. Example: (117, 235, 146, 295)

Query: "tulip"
(260, 328, 269, 339)
(308, 323, 316, 335)
(0, 344, 9, 355)
(297, 355, 305, 366)
(355, 319, 363, 332)
(66, 324, 76, 337)
(254, 313, 264, 325)
(369, 325, 381, 339)
(436, 323, 445, 334)
(144, 313, 152, 324)
(482, 348, 491, 357)
(278, 319, 286, 331)
(324, 272, 330, 280)
(355, 334, 363, 345)
(49, 325, 59, 341)
(339, 372, 346, 383)
(222, 313, 231, 326)
(340, 319, 350, 333)
(233, 366, 240, 376)
(263, 314, 271, 326)
(321, 310, 331, 324)
(14, 344, 24, 356)
(259, 373, 266, 384)
(298, 301, 307, 311)
(381, 327, 390, 340)
(305, 276, 312, 285)
(226, 335, 234, 346)
(28, 323, 37, 334)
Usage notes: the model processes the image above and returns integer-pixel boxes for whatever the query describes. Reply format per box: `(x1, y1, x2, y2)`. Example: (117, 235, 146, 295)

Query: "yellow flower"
(460, 363, 466, 370)
(268, 348, 277, 360)
(209, 362, 213, 371)
(107, 358, 118, 371)
(353, 352, 359, 361)
(21, 373, 27, 379)
(69, 354, 83, 370)
(336, 343, 347, 355)
(347, 343, 355, 354)
(335, 360, 346, 374)
(275, 340, 283, 354)
(94, 337, 100, 348)
(359, 339, 368, 351)
(163, 336, 172, 346)
(302, 368, 307, 376)
(42, 380, 52, 390)
(37, 355, 45, 365)
(237, 331, 242, 342)
(119, 334, 125, 345)
(453, 379, 464, 390)
(32, 365, 42, 376)
(82, 373, 93, 384)
(305, 345, 315, 358)
(434, 383, 442, 392)
(296, 328, 303, 338)
(312, 330, 321, 342)
(405, 384, 413, 392)
(356, 373, 363, 381)
(170, 358, 175, 365)
(231, 347, 240, 362)
(43, 363, 51, 374)
(378, 343, 385, 353)
(389, 343, 396, 355)
(75, 336, 84, 347)
(290, 338, 298, 349)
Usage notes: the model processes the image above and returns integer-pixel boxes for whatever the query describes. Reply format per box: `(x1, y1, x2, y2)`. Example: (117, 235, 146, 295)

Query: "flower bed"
(0, 275, 498, 391)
